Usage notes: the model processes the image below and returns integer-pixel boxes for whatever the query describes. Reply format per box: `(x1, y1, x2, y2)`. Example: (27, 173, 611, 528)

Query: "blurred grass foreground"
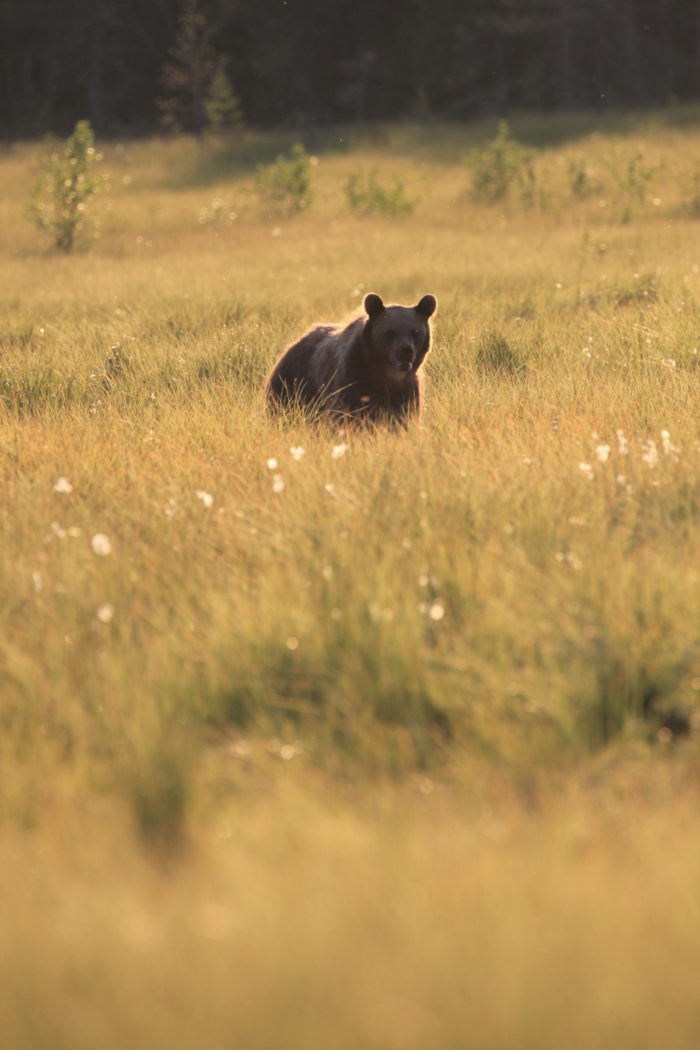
(1, 111, 700, 1049)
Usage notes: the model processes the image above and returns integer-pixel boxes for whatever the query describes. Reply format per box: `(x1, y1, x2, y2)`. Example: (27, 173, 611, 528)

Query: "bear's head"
(363, 293, 437, 382)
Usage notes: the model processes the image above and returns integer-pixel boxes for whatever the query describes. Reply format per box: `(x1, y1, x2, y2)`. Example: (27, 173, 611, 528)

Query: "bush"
(255, 142, 314, 216)
(27, 120, 107, 253)
(345, 169, 415, 216)
(610, 150, 658, 223)
(475, 330, 526, 374)
(466, 121, 535, 205)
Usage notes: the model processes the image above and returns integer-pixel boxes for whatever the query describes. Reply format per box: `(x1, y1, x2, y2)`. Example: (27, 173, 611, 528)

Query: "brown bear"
(265, 292, 437, 424)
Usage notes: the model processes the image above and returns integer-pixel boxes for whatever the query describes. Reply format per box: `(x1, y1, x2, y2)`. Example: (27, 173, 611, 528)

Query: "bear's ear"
(364, 293, 385, 318)
(415, 294, 437, 319)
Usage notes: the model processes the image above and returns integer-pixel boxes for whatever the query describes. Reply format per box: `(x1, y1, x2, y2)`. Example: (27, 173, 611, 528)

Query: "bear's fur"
(265, 292, 437, 424)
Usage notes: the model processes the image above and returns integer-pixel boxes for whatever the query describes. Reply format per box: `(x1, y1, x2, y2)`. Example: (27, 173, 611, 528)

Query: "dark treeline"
(2, 0, 700, 138)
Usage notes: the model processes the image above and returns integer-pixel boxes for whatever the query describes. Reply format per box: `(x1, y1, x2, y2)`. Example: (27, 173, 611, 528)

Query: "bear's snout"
(394, 343, 415, 371)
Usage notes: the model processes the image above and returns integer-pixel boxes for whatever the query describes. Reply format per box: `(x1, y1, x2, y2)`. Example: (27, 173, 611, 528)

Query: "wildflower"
(32, 571, 43, 594)
(660, 429, 679, 458)
(91, 533, 112, 556)
(555, 551, 582, 571)
(428, 600, 445, 621)
(578, 462, 594, 480)
(595, 444, 610, 463)
(331, 443, 348, 459)
(53, 477, 73, 494)
(289, 446, 305, 461)
(195, 490, 214, 508)
(272, 474, 285, 493)
(266, 457, 279, 470)
(286, 637, 298, 651)
(96, 603, 114, 623)
(641, 440, 659, 468)
(616, 429, 629, 455)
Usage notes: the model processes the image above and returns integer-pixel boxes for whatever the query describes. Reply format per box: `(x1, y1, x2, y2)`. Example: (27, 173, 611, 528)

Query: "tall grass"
(1, 113, 700, 1048)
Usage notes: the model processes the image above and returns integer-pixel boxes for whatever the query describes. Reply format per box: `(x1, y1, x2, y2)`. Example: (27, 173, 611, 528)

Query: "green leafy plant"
(680, 162, 700, 217)
(255, 142, 314, 216)
(27, 120, 107, 253)
(466, 121, 536, 204)
(610, 150, 658, 223)
(567, 157, 600, 200)
(344, 169, 415, 215)
(474, 330, 526, 374)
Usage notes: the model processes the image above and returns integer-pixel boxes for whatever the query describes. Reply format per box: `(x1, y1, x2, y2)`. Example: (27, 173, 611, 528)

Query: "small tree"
(27, 120, 107, 253)
(255, 143, 314, 215)
(204, 59, 243, 134)
(466, 121, 535, 204)
(158, 0, 242, 135)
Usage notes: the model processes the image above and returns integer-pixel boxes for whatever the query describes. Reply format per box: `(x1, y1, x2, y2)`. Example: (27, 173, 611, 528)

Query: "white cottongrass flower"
(555, 551, 583, 571)
(53, 477, 73, 494)
(96, 603, 114, 624)
(660, 429, 679, 458)
(641, 440, 659, 468)
(595, 444, 611, 463)
(428, 600, 445, 621)
(616, 429, 629, 455)
(272, 474, 285, 493)
(266, 457, 279, 470)
(331, 443, 349, 459)
(195, 490, 214, 508)
(578, 462, 595, 480)
(91, 533, 112, 556)
(289, 446, 305, 461)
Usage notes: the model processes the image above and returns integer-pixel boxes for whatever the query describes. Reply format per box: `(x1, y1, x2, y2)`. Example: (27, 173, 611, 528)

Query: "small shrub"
(680, 163, 700, 217)
(197, 196, 239, 227)
(255, 142, 314, 216)
(27, 120, 107, 253)
(475, 330, 526, 374)
(345, 169, 415, 216)
(610, 150, 658, 223)
(466, 121, 536, 205)
(567, 157, 600, 200)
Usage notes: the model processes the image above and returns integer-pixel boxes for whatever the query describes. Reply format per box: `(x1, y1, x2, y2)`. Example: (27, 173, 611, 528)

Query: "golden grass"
(1, 114, 700, 1048)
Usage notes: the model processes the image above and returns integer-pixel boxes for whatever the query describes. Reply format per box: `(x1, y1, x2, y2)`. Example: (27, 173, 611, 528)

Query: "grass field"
(1, 110, 700, 1049)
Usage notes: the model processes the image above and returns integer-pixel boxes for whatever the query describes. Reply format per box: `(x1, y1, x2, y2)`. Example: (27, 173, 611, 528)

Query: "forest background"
(3, 0, 700, 139)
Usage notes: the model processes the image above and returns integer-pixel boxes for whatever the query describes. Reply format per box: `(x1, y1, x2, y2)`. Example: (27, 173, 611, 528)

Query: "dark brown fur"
(265, 292, 437, 424)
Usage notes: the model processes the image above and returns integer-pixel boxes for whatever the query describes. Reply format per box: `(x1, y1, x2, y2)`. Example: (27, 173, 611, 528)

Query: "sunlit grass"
(1, 111, 700, 1048)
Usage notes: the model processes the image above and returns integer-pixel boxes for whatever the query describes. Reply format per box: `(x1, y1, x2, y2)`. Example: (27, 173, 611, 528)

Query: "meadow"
(1, 109, 700, 1049)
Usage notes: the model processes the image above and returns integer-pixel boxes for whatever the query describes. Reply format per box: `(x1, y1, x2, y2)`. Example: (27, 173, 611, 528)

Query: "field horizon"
(1, 109, 700, 1049)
